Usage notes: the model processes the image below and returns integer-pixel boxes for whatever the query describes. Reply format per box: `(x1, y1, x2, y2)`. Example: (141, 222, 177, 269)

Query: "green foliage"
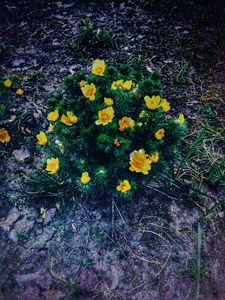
(0, 104, 5, 120)
(0, 75, 24, 120)
(35, 60, 187, 199)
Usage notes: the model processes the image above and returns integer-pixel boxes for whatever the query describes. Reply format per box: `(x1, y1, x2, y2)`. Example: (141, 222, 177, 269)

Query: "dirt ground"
(0, 1, 225, 299)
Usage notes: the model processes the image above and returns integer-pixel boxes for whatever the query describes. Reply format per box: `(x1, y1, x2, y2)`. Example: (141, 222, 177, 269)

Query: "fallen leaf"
(164, 59, 173, 64)
(41, 208, 47, 221)
(146, 65, 154, 73)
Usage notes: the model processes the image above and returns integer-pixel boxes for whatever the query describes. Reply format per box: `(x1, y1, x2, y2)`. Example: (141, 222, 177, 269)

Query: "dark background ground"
(0, 1, 225, 299)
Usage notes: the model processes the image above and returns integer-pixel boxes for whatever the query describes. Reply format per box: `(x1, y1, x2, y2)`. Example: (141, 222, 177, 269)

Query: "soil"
(0, 1, 225, 299)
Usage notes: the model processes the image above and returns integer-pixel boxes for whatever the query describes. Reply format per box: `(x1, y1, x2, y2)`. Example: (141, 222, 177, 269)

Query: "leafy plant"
(35, 60, 187, 199)
(69, 19, 116, 53)
(0, 75, 25, 144)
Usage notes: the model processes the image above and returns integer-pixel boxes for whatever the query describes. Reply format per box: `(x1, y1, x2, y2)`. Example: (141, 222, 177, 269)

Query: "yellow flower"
(117, 79, 124, 86)
(104, 97, 114, 106)
(150, 152, 159, 163)
(80, 80, 86, 88)
(95, 106, 114, 126)
(47, 109, 59, 122)
(123, 80, 132, 91)
(117, 180, 131, 193)
(36, 131, 48, 145)
(160, 98, 170, 112)
(119, 116, 135, 132)
(4, 79, 12, 88)
(92, 59, 105, 76)
(111, 81, 118, 90)
(176, 113, 185, 124)
(16, 88, 24, 96)
(61, 111, 78, 126)
(81, 83, 96, 101)
(111, 79, 124, 90)
(155, 128, 165, 140)
(0, 128, 10, 143)
(46, 158, 59, 175)
(129, 149, 151, 175)
(47, 124, 54, 133)
(80, 171, 90, 184)
(144, 95, 161, 110)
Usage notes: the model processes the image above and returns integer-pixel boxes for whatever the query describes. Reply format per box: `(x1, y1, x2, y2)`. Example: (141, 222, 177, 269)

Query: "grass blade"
(178, 127, 206, 173)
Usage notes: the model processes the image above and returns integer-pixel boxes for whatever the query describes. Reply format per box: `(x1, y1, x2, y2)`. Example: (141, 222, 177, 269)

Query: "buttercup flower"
(160, 98, 170, 112)
(0, 128, 10, 143)
(111, 81, 117, 90)
(46, 158, 59, 175)
(16, 88, 24, 96)
(150, 152, 159, 163)
(92, 59, 105, 76)
(95, 106, 114, 125)
(104, 97, 114, 106)
(155, 128, 165, 140)
(119, 116, 135, 132)
(36, 131, 48, 145)
(117, 180, 131, 193)
(176, 113, 185, 124)
(80, 171, 90, 184)
(4, 79, 12, 88)
(144, 95, 161, 110)
(47, 109, 59, 122)
(129, 149, 151, 175)
(47, 124, 54, 133)
(81, 83, 96, 100)
(123, 80, 132, 91)
(111, 79, 124, 90)
(61, 111, 78, 126)
(80, 80, 86, 88)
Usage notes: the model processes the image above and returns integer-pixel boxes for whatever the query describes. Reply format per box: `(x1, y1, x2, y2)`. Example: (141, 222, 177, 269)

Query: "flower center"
(133, 156, 145, 168)
(87, 88, 94, 96)
(101, 113, 110, 121)
(96, 67, 103, 74)
(0, 132, 7, 139)
(49, 162, 57, 169)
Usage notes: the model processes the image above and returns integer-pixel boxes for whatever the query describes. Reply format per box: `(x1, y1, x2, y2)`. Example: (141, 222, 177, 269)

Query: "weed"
(69, 19, 116, 54)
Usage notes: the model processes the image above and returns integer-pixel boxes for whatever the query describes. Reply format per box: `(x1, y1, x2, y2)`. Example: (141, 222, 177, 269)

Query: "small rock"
(218, 212, 224, 218)
(44, 208, 56, 223)
(13, 58, 25, 67)
(13, 147, 30, 162)
(42, 84, 55, 93)
(0, 207, 22, 231)
(15, 271, 40, 283)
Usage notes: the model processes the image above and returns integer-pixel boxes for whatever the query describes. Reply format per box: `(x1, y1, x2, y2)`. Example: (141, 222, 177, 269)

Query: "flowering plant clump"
(0, 75, 25, 144)
(36, 60, 187, 198)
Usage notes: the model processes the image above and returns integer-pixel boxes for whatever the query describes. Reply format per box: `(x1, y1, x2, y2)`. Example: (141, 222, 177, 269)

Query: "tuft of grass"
(175, 60, 190, 83)
(69, 19, 116, 53)
(178, 127, 206, 175)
